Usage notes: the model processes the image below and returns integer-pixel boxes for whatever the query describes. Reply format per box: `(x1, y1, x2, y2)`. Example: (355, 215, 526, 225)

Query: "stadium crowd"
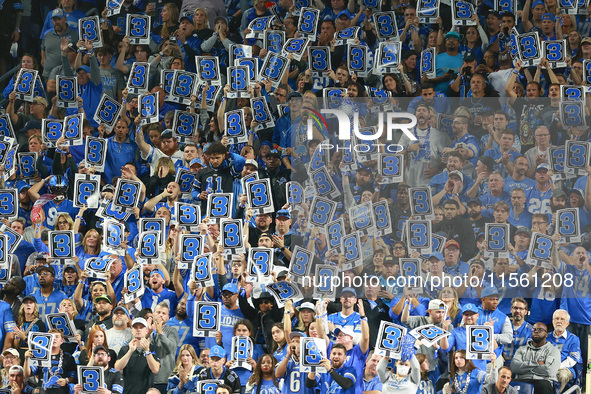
(1, 0, 591, 393)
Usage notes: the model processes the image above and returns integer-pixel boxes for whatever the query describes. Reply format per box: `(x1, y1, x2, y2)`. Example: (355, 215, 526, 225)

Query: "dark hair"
(332, 343, 348, 354)
(420, 82, 435, 91)
(447, 150, 464, 161)
(449, 350, 477, 378)
(500, 11, 515, 21)
(216, 384, 233, 393)
(511, 297, 529, 310)
(247, 354, 279, 389)
(443, 199, 460, 209)
(205, 142, 228, 156)
(234, 319, 254, 338)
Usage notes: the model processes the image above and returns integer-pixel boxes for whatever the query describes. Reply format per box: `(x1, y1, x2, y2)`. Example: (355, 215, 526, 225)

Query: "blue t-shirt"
(248, 379, 281, 394)
(318, 364, 357, 394)
(42, 199, 79, 230)
(141, 287, 178, 317)
(31, 288, 68, 316)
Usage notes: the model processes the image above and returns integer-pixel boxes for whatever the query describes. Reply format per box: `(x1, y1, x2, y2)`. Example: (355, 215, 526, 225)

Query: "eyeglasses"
(58, 221, 68, 225)
(221, 293, 236, 298)
(531, 328, 547, 332)
(38, 272, 52, 277)
(393, 246, 405, 250)
(260, 299, 273, 304)
(511, 306, 526, 311)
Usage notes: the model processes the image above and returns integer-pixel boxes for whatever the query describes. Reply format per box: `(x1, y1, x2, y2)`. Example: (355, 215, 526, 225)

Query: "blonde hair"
(56, 213, 74, 230)
(193, 8, 210, 28)
(174, 344, 199, 373)
(83, 229, 102, 255)
(59, 298, 78, 319)
(161, 3, 179, 39)
(17, 299, 39, 326)
(156, 157, 175, 174)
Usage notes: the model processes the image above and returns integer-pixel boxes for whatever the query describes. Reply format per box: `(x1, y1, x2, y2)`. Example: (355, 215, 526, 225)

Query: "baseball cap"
(36, 265, 55, 276)
(383, 255, 397, 265)
(334, 326, 356, 338)
(76, 65, 91, 74)
(462, 303, 479, 314)
(531, 0, 545, 8)
(95, 294, 112, 304)
(340, 287, 357, 297)
(515, 226, 532, 237)
(426, 252, 444, 261)
(22, 295, 36, 303)
(428, 299, 445, 310)
(486, 9, 502, 18)
(209, 345, 226, 359)
(222, 283, 239, 293)
(131, 317, 148, 327)
(569, 188, 584, 196)
(463, 51, 477, 62)
(150, 268, 165, 279)
(481, 286, 499, 298)
(179, 11, 193, 23)
(244, 159, 258, 168)
(336, 10, 353, 19)
(289, 331, 307, 340)
(445, 31, 461, 40)
(297, 302, 315, 311)
(444, 239, 460, 250)
(470, 259, 485, 268)
(287, 91, 303, 101)
(63, 264, 77, 272)
(93, 345, 109, 354)
(214, 16, 228, 25)
(536, 163, 550, 172)
(265, 149, 282, 158)
(541, 13, 556, 22)
(582, 37, 591, 46)
(102, 184, 115, 193)
(276, 209, 290, 219)
(2, 348, 19, 358)
(448, 170, 464, 182)
(189, 158, 203, 168)
(35, 253, 48, 261)
(160, 129, 174, 139)
(113, 306, 130, 317)
(551, 189, 567, 199)
(479, 156, 496, 172)
(23, 120, 42, 132)
(276, 268, 289, 278)
(51, 8, 66, 18)
(32, 97, 48, 107)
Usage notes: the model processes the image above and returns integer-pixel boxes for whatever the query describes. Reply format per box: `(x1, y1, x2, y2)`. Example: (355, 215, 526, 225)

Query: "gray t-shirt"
(99, 66, 125, 101)
(41, 27, 79, 78)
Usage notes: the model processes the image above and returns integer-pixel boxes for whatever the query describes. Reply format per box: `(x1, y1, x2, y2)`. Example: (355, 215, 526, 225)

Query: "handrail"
(0, 64, 20, 84)
(563, 385, 581, 394)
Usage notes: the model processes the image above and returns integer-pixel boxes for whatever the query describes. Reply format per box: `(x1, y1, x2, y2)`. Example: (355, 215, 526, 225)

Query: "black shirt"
(117, 344, 160, 394)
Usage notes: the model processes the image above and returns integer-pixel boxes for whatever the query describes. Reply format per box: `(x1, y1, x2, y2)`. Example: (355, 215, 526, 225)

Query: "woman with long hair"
(167, 345, 200, 394)
(2, 54, 42, 100)
(457, 21, 489, 63)
(145, 157, 176, 198)
(440, 287, 461, 327)
(270, 323, 287, 362)
(568, 30, 582, 58)
(75, 225, 102, 270)
(58, 298, 86, 355)
(245, 354, 280, 394)
(377, 354, 421, 392)
(12, 296, 45, 354)
(153, 3, 179, 41)
(230, 319, 264, 390)
(445, 350, 497, 394)
(78, 325, 118, 367)
(416, 353, 435, 394)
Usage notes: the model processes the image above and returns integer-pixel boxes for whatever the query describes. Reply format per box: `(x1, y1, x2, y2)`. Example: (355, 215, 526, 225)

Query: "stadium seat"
(509, 382, 535, 394)
(562, 385, 581, 394)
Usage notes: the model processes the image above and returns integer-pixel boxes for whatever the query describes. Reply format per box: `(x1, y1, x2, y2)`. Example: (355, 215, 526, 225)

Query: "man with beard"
(85, 294, 114, 337)
(408, 83, 451, 115)
(142, 182, 183, 217)
(400, 104, 450, 187)
(504, 156, 536, 193)
(141, 269, 181, 317)
(444, 115, 480, 167)
(502, 298, 532, 365)
(424, 31, 463, 93)
(263, 149, 291, 209)
(24, 330, 76, 394)
(106, 306, 133, 353)
(306, 344, 357, 394)
(552, 240, 591, 384)
(245, 210, 273, 246)
(362, 351, 382, 393)
(31, 265, 67, 317)
(115, 318, 161, 394)
(402, 299, 452, 384)
(547, 309, 582, 392)
(74, 345, 124, 394)
(478, 287, 514, 362)
(0, 277, 26, 317)
(467, 198, 492, 238)
(390, 184, 411, 240)
(527, 164, 554, 215)
(151, 302, 179, 394)
(434, 201, 477, 260)
(189, 283, 244, 352)
(275, 332, 309, 394)
(137, 128, 184, 176)
(511, 322, 560, 394)
(429, 151, 474, 197)
(167, 296, 200, 353)
(506, 62, 546, 152)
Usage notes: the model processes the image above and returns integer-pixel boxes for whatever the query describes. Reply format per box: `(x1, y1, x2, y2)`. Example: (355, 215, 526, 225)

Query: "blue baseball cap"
(76, 65, 91, 74)
(150, 269, 165, 279)
(276, 209, 290, 219)
(531, 0, 545, 8)
(481, 286, 499, 298)
(541, 13, 556, 22)
(209, 345, 226, 359)
(289, 331, 307, 340)
(445, 31, 461, 41)
(340, 287, 357, 297)
(189, 158, 203, 168)
(222, 283, 239, 293)
(426, 252, 444, 261)
(113, 305, 131, 318)
(462, 303, 479, 315)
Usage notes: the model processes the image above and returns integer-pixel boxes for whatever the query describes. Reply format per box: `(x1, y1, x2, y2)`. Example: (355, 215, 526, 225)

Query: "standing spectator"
(151, 302, 179, 394)
(41, 9, 79, 80)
